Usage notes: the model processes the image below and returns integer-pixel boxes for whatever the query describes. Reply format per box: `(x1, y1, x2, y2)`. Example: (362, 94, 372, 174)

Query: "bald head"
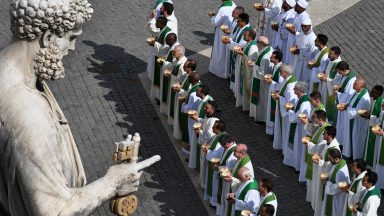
(165, 33, 177, 46)
(354, 78, 366, 92)
(236, 144, 248, 154)
(238, 167, 251, 181)
(257, 36, 269, 46)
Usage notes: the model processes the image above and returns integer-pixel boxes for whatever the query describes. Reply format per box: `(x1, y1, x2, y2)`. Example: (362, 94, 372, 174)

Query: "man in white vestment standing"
(250, 36, 273, 123)
(258, 178, 278, 216)
(308, 34, 329, 93)
(209, 0, 237, 79)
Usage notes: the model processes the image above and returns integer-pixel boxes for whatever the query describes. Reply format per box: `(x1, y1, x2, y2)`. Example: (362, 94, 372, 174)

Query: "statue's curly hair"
(10, 0, 93, 40)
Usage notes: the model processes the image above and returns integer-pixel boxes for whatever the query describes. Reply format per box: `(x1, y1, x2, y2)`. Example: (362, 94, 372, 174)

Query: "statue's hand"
(106, 155, 161, 196)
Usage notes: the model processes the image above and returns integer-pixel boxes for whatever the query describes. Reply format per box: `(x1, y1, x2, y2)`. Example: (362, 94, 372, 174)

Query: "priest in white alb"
(341, 78, 370, 159)
(209, 0, 237, 79)
(258, 178, 278, 216)
(272, 64, 298, 154)
(250, 36, 273, 123)
(253, 0, 283, 42)
(308, 34, 329, 93)
(265, 51, 284, 135)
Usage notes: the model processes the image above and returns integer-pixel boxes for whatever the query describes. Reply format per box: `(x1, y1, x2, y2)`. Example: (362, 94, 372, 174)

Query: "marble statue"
(0, 0, 161, 215)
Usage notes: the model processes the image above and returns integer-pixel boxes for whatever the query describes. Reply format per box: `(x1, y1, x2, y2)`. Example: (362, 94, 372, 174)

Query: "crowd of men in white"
(145, 0, 382, 215)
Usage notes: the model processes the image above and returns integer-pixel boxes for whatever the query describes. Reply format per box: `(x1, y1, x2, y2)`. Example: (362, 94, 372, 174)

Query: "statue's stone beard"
(33, 41, 65, 81)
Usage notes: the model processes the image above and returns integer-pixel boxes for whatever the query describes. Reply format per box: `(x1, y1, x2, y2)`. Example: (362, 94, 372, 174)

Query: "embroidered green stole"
(240, 41, 257, 95)
(363, 96, 383, 167)
(161, 51, 174, 103)
(217, 145, 236, 204)
(348, 88, 368, 157)
(233, 181, 259, 216)
(251, 46, 271, 105)
(357, 186, 381, 212)
(207, 132, 227, 196)
(288, 95, 310, 147)
(325, 159, 347, 216)
(305, 122, 331, 180)
(269, 65, 281, 122)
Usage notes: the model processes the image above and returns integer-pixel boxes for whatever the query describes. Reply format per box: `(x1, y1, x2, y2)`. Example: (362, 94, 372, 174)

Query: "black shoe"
(209, 204, 216, 209)
(155, 99, 160, 105)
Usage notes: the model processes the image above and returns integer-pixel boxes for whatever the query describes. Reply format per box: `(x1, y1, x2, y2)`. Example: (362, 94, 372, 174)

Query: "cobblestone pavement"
(0, 0, 383, 215)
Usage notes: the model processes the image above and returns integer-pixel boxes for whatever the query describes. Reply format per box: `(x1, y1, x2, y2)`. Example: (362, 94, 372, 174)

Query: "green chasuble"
(180, 82, 201, 143)
(230, 26, 252, 83)
(251, 46, 271, 105)
(240, 40, 257, 96)
(217, 145, 236, 204)
(364, 96, 383, 167)
(226, 155, 251, 215)
(169, 64, 181, 118)
(207, 132, 227, 196)
(153, 26, 171, 87)
(161, 50, 174, 103)
(348, 88, 368, 157)
(277, 75, 297, 133)
(269, 65, 281, 122)
(325, 159, 347, 216)
(233, 180, 259, 216)
(357, 186, 381, 212)
(288, 95, 310, 148)
(305, 122, 331, 180)
(326, 62, 339, 123)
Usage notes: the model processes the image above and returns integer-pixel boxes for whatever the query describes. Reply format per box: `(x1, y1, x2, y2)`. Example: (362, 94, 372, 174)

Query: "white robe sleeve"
(325, 169, 350, 196)
(235, 189, 260, 213)
(356, 196, 381, 216)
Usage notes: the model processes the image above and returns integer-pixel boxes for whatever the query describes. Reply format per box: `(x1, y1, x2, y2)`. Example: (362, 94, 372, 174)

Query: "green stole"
(269, 65, 281, 122)
(220, 0, 233, 8)
(334, 70, 356, 126)
(161, 50, 174, 103)
(251, 46, 271, 105)
(153, 26, 171, 87)
(233, 181, 259, 216)
(288, 95, 310, 147)
(154, 0, 167, 8)
(357, 186, 381, 212)
(348, 88, 368, 157)
(305, 122, 331, 180)
(364, 96, 383, 167)
(181, 82, 201, 143)
(240, 41, 257, 95)
(278, 75, 297, 133)
(169, 64, 182, 118)
(195, 96, 213, 166)
(217, 145, 236, 204)
(179, 76, 190, 142)
(325, 159, 347, 216)
(226, 155, 251, 215)
(345, 176, 364, 216)
(326, 61, 339, 123)
(313, 47, 330, 91)
(257, 193, 277, 215)
(230, 25, 252, 83)
(207, 132, 227, 196)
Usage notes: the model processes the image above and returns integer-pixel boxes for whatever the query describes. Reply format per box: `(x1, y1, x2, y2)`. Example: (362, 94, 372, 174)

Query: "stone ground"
(0, 0, 384, 215)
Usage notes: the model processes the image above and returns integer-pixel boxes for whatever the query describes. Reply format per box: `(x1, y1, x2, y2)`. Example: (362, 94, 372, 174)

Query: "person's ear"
(40, 30, 55, 48)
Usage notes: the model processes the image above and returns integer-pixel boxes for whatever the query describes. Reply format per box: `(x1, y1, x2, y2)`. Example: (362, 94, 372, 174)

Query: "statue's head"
(10, 0, 93, 80)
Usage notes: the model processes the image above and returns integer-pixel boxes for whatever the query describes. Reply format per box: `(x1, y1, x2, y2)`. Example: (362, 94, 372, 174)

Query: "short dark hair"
(310, 91, 322, 101)
(261, 204, 275, 216)
(162, 2, 174, 15)
(272, 51, 283, 62)
(365, 169, 378, 185)
(261, 178, 273, 192)
(330, 46, 341, 56)
(328, 148, 342, 159)
(353, 159, 367, 172)
(207, 100, 218, 110)
(372, 85, 384, 95)
(238, 13, 249, 24)
(324, 126, 336, 138)
(247, 29, 257, 40)
(336, 61, 350, 71)
(214, 120, 226, 132)
(219, 134, 234, 145)
(156, 16, 168, 27)
(234, 6, 245, 14)
(198, 85, 210, 95)
(186, 59, 197, 71)
(317, 34, 328, 45)
(314, 109, 327, 121)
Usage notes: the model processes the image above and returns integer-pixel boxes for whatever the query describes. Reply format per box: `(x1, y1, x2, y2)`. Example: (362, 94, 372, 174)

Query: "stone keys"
(110, 133, 141, 216)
